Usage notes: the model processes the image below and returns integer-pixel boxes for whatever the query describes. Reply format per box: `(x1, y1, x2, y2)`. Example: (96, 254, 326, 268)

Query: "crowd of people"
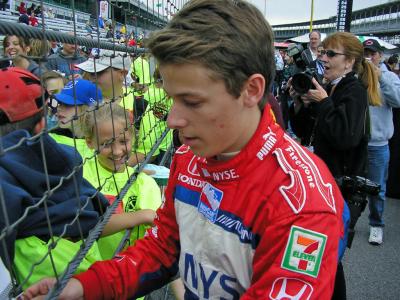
(16, 2, 54, 26)
(0, 0, 400, 299)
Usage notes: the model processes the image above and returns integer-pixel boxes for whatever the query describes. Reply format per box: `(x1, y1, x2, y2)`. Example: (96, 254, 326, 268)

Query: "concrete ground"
(343, 197, 400, 300)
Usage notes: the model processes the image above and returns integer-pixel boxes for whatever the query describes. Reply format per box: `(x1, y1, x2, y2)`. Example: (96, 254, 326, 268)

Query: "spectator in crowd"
(77, 50, 131, 104)
(120, 24, 127, 35)
(106, 25, 114, 39)
(50, 79, 102, 140)
(47, 7, 55, 19)
(17, 1, 26, 14)
(25, 1, 347, 299)
(303, 30, 321, 64)
(2, 35, 46, 77)
(28, 11, 39, 27)
(85, 20, 93, 34)
(128, 33, 136, 47)
(18, 13, 29, 25)
(46, 33, 87, 80)
(0, 0, 8, 11)
(278, 51, 297, 129)
(28, 39, 50, 58)
(134, 67, 173, 165)
(98, 16, 104, 29)
(41, 70, 67, 128)
(289, 31, 380, 299)
(26, 3, 35, 15)
(385, 54, 399, 74)
(79, 103, 161, 260)
(76, 50, 155, 166)
(130, 53, 152, 123)
(41, 70, 66, 95)
(116, 30, 124, 41)
(273, 48, 284, 96)
(385, 54, 400, 198)
(310, 43, 325, 76)
(49, 40, 59, 55)
(34, 4, 43, 17)
(363, 39, 400, 245)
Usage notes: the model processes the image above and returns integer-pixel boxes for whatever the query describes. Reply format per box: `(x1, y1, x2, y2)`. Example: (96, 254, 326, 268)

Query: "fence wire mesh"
(0, 0, 186, 298)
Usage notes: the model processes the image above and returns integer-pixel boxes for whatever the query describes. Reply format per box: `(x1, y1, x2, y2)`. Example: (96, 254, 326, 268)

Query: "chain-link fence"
(0, 1, 186, 298)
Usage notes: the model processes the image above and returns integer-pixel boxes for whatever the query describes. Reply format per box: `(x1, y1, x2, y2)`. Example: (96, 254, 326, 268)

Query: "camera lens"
(292, 72, 313, 94)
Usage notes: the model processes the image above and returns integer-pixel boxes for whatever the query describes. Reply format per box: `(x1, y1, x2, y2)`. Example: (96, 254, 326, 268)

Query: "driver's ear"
(241, 74, 265, 108)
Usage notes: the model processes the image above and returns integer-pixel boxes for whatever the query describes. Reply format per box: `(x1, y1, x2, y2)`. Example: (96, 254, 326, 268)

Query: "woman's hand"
(287, 78, 312, 112)
(301, 78, 328, 103)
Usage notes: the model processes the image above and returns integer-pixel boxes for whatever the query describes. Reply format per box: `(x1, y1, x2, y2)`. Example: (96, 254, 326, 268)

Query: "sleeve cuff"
(74, 269, 104, 300)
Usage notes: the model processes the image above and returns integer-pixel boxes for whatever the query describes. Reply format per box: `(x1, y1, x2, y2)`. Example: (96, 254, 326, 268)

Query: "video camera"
(336, 175, 380, 248)
(337, 175, 380, 197)
(287, 43, 323, 94)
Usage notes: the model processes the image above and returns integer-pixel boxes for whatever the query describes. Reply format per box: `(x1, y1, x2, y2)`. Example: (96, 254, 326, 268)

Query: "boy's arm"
(100, 209, 156, 237)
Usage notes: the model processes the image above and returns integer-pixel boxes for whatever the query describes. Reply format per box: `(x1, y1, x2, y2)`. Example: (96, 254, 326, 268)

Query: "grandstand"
(272, 1, 400, 46)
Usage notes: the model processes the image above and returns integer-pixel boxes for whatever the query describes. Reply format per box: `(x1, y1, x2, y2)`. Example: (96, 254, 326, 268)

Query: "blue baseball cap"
(54, 79, 102, 106)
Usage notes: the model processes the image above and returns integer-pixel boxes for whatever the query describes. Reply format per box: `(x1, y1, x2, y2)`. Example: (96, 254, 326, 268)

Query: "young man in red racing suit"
(24, 0, 348, 299)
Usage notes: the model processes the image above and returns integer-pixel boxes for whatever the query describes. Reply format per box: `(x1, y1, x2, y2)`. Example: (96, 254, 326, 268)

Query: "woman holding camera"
(289, 32, 380, 300)
(289, 31, 379, 179)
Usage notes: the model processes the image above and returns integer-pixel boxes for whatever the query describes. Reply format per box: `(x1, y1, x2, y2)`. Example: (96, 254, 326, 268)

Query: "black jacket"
(0, 130, 108, 263)
(289, 72, 369, 178)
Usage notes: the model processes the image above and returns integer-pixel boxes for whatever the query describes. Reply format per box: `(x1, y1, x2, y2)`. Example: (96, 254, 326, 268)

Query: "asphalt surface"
(343, 197, 400, 300)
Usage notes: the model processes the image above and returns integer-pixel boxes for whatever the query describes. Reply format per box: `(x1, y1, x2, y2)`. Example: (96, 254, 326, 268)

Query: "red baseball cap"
(0, 67, 44, 123)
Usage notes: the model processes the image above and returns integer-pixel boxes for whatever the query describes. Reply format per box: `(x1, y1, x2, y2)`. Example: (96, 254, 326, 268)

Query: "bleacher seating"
(0, 5, 108, 42)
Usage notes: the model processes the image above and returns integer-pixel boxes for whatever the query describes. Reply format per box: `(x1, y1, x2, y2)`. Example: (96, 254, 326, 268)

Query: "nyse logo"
(270, 277, 313, 300)
(198, 183, 223, 223)
(184, 253, 241, 299)
(211, 169, 239, 182)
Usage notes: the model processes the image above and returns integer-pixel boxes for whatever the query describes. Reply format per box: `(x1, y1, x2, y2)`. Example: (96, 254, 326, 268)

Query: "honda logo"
(270, 277, 313, 300)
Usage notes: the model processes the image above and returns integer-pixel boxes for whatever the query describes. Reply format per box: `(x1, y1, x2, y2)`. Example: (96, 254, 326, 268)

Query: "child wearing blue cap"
(51, 79, 102, 141)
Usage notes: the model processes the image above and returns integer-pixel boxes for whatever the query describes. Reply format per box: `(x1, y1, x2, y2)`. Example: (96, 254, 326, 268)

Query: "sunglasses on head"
(320, 50, 346, 58)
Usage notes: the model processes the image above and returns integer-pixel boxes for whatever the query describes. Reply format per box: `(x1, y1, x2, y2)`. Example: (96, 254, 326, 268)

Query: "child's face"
(161, 63, 257, 158)
(90, 120, 132, 172)
(88, 68, 125, 97)
(46, 78, 65, 95)
(56, 104, 76, 128)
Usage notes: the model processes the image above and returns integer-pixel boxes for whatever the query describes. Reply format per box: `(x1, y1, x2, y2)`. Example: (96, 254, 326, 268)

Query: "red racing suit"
(75, 105, 346, 299)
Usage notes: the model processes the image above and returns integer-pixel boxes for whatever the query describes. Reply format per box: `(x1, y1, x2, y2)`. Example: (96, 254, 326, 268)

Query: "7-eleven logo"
(282, 226, 327, 278)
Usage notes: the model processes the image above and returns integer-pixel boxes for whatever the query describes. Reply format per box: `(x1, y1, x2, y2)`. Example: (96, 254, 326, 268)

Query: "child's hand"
(22, 278, 83, 300)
